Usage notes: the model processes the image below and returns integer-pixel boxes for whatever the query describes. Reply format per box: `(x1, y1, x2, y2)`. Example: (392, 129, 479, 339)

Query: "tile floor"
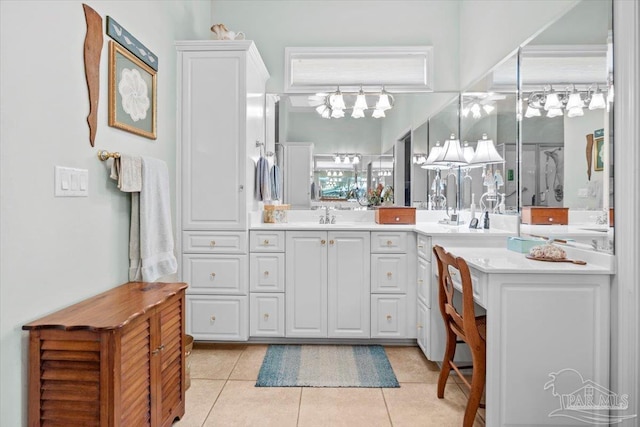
(173, 343, 485, 427)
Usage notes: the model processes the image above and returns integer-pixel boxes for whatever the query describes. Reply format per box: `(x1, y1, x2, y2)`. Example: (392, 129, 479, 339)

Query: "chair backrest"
(433, 245, 483, 343)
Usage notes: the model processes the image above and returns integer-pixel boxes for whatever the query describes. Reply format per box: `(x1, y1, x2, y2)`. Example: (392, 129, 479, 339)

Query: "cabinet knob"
(548, 217, 554, 222)
(210, 240, 216, 247)
(264, 271, 269, 276)
(387, 240, 393, 246)
(417, 324, 423, 329)
(386, 315, 392, 321)
(417, 279, 424, 284)
(395, 217, 400, 222)
(263, 239, 270, 245)
(418, 245, 424, 249)
(329, 240, 335, 245)
(263, 313, 269, 320)
(210, 315, 216, 321)
(321, 239, 326, 245)
(210, 272, 216, 279)
(387, 272, 393, 279)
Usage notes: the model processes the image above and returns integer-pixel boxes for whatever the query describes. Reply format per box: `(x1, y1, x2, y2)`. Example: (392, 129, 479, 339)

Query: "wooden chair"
(433, 245, 486, 427)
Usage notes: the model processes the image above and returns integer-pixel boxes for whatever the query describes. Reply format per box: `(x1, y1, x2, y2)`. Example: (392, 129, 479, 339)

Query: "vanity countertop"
(520, 224, 612, 239)
(441, 246, 614, 274)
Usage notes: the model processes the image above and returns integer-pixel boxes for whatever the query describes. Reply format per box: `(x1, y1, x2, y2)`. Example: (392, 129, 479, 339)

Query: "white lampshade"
(462, 142, 475, 163)
(566, 92, 584, 110)
(354, 89, 368, 110)
(351, 108, 365, 119)
(434, 134, 467, 166)
(483, 104, 495, 114)
(525, 105, 541, 118)
(316, 104, 328, 115)
(343, 155, 351, 164)
(331, 108, 345, 118)
(322, 108, 331, 119)
(547, 108, 563, 118)
(352, 155, 360, 164)
(376, 89, 392, 111)
(329, 90, 346, 110)
(589, 91, 606, 110)
(567, 107, 584, 118)
(421, 143, 442, 170)
(372, 109, 386, 118)
(544, 92, 562, 110)
(471, 134, 504, 165)
(470, 103, 482, 119)
(334, 155, 341, 164)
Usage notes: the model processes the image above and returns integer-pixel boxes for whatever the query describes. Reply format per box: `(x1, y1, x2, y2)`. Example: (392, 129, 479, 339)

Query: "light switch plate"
(55, 166, 89, 197)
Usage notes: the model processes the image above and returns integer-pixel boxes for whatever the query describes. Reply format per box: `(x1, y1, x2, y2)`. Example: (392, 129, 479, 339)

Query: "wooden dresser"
(23, 281, 188, 427)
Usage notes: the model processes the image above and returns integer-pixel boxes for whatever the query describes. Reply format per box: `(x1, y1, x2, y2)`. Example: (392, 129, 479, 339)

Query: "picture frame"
(108, 41, 157, 139)
(594, 128, 604, 171)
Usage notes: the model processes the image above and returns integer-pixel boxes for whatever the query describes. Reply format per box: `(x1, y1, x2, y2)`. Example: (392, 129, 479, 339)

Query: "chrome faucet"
(324, 205, 331, 224)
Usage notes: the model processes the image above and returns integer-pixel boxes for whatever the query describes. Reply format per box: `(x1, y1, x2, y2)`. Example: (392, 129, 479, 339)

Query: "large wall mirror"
(518, 0, 613, 252)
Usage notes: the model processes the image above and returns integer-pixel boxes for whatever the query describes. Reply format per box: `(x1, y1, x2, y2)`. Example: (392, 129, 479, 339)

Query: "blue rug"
(256, 345, 399, 388)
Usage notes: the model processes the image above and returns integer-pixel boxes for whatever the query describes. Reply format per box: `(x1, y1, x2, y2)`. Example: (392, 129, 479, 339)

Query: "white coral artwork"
(118, 68, 150, 122)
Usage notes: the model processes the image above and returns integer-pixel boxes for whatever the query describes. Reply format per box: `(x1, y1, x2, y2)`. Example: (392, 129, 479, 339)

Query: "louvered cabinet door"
(157, 294, 185, 427)
(119, 315, 153, 427)
(28, 329, 102, 426)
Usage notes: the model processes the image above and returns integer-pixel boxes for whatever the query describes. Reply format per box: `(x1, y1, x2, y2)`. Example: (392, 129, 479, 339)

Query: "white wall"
(211, 0, 460, 93)
(0, 1, 211, 425)
(459, 0, 579, 90)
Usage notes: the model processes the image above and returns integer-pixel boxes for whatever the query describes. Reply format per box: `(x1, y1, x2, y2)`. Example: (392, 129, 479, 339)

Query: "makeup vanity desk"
(443, 247, 614, 426)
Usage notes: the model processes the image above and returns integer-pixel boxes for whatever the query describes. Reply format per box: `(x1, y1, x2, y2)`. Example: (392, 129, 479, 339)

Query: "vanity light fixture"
(524, 83, 608, 119)
(316, 87, 394, 119)
(546, 108, 564, 118)
(372, 109, 386, 118)
(352, 155, 360, 164)
(524, 104, 542, 118)
(343, 155, 351, 164)
(354, 87, 369, 110)
(351, 108, 365, 119)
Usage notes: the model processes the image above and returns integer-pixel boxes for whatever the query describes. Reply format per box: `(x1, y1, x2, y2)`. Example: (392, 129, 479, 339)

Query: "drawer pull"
(151, 344, 165, 355)
(395, 217, 400, 222)
(417, 324, 423, 329)
(210, 272, 216, 279)
(386, 315, 392, 321)
(263, 239, 270, 245)
(387, 272, 393, 279)
(264, 271, 269, 276)
(263, 313, 269, 320)
(418, 245, 424, 249)
(210, 315, 216, 321)
(210, 240, 216, 247)
(329, 239, 335, 245)
(321, 239, 326, 245)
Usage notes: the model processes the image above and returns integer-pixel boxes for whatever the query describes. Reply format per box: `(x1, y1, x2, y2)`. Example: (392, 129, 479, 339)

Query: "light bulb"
(372, 109, 385, 118)
(525, 105, 541, 118)
(544, 92, 562, 110)
(354, 89, 368, 110)
(546, 108, 563, 118)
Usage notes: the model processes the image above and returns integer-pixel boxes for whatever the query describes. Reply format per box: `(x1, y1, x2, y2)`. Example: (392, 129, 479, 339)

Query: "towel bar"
(97, 150, 121, 161)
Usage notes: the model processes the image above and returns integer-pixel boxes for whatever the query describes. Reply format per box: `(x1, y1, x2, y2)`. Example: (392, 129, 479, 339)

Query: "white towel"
(109, 154, 142, 192)
(129, 157, 177, 282)
(255, 156, 271, 201)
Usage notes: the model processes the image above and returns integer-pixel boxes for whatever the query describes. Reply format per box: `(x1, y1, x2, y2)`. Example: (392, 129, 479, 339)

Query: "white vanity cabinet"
(249, 231, 285, 337)
(286, 231, 370, 338)
(176, 41, 269, 341)
(370, 231, 416, 339)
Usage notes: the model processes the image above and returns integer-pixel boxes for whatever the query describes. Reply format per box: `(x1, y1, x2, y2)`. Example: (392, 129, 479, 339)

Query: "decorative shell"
(529, 243, 567, 260)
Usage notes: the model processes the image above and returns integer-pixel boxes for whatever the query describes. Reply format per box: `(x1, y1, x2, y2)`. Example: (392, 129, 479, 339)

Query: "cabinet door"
(157, 294, 185, 427)
(250, 293, 285, 337)
(371, 254, 408, 293)
(187, 295, 248, 341)
(371, 295, 407, 338)
(250, 253, 285, 292)
(417, 256, 430, 307)
(180, 50, 245, 230)
(286, 231, 327, 337)
(417, 300, 429, 356)
(328, 232, 370, 338)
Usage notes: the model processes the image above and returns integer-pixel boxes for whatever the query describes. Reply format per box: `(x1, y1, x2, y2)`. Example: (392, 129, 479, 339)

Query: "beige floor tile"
(190, 345, 245, 380)
(229, 344, 268, 380)
(384, 382, 484, 427)
(384, 346, 445, 383)
(298, 387, 391, 427)
(173, 379, 225, 427)
(203, 380, 300, 427)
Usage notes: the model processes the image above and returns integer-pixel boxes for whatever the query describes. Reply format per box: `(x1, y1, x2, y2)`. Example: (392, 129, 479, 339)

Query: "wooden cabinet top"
(23, 281, 188, 332)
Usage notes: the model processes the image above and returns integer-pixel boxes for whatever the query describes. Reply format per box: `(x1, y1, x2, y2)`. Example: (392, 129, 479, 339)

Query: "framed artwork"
(594, 128, 604, 171)
(108, 41, 157, 139)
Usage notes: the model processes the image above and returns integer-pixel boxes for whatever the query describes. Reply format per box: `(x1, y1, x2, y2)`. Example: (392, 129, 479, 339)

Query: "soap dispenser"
(483, 211, 490, 229)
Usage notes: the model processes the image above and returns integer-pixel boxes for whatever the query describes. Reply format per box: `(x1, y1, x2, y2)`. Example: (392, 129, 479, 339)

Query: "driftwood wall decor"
(82, 4, 103, 147)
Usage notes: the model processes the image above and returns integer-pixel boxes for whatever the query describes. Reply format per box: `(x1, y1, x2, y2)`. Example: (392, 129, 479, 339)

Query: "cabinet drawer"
(445, 265, 487, 308)
(183, 255, 248, 295)
(250, 230, 286, 252)
(250, 293, 285, 337)
(186, 295, 248, 341)
(417, 256, 431, 307)
(417, 234, 431, 260)
(183, 231, 247, 253)
(371, 254, 408, 293)
(250, 253, 285, 292)
(371, 295, 407, 338)
(521, 207, 569, 225)
(371, 232, 408, 253)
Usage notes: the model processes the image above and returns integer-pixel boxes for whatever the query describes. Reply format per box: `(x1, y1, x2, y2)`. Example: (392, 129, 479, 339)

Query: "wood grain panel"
(120, 317, 151, 426)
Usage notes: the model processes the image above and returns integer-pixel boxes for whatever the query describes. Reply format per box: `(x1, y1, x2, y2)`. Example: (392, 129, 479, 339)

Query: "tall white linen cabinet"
(176, 41, 270, 341)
